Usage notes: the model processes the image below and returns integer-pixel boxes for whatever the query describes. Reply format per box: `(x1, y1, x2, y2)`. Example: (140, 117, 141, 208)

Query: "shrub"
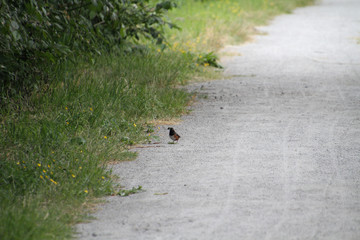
(0, 0, 177, 99)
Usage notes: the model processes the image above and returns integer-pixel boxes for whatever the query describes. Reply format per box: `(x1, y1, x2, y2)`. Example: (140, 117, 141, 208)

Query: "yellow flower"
(90, 107, 93, 111)
(157, 49, 161, 52)
(84, 190, 88, 193)
(65, 107, 68, 110)
(79, 166, 82, 170)
(48, 164, 51, 168)
(204, 63, 210, 67)
(37, 163, 41, 167)
(40, 175, 43, 179)
(133, 123, 137, 127)
(104, 136, 107, 139)
(51, 151, 54, 154)
(43, 169, 46, 173)
(102, 176, 105, 180)
(16, 162, 20, 165)
(50, 179, 57, 185)
(45, 176, 49, 179)
(66, 121, 69, 125)
(72, 174, 76, 178)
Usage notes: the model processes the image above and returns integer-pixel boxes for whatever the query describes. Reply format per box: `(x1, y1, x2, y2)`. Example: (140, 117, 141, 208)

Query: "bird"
(168, 127, 180, 143)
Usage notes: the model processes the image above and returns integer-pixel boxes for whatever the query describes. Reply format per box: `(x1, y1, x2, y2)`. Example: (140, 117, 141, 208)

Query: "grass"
(165, 0, 315, 53)
(0, 51, 196, 240)
(1, 0, 315, 239)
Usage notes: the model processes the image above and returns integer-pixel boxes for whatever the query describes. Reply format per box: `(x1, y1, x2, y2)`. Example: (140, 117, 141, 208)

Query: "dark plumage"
(168, 127, 180, 143)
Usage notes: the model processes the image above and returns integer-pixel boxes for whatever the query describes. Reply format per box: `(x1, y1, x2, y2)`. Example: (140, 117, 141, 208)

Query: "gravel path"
(77, 0, 360, 239)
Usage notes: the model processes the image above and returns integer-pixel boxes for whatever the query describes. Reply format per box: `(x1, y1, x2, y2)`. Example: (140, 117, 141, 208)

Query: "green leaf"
(10, 21, 19, 30)
(54, 23, 63, 30)
(90, 11, 97, 20)
(11, 30, 21, 41)
(120, 27, 127, 38)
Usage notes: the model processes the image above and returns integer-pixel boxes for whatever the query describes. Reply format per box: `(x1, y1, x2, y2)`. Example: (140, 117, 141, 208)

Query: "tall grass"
(165, 0, 315, 52)
(0, 51, 194, 240)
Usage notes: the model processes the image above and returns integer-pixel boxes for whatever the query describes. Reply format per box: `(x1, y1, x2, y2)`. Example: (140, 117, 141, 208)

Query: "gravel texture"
(77, 0, 360, 239)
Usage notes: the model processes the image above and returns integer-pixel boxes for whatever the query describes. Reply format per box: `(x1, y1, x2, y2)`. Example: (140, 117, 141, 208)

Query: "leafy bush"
(0, 0, 177, 99)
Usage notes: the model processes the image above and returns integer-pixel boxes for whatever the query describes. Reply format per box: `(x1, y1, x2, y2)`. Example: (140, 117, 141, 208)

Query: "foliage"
(197, 52, 222, 68)
(0, 50, 194, 240)
(117, 186, 143, 197)
(0, 0, 177, 98)
(165, 0, 315, 53)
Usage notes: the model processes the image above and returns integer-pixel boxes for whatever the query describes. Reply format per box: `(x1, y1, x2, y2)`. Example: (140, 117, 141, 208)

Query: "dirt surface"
(77, 0, 360, 239)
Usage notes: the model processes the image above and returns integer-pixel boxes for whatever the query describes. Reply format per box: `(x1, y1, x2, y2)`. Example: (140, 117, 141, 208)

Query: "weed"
(0, 50, 194, 240)
(196, 52, 223, 68)
(117, 186, 143, 197)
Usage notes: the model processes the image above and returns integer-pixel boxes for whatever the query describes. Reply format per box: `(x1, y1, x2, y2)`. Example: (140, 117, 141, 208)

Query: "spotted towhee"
(168, 127, 180, 143)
